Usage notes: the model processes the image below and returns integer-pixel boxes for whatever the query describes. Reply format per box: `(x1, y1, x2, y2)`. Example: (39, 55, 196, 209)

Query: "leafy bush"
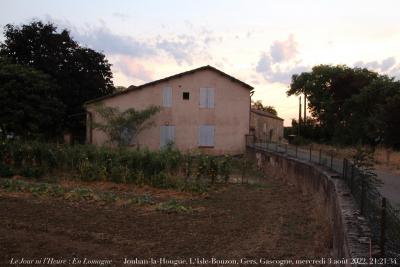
(0, 140, 235, 191)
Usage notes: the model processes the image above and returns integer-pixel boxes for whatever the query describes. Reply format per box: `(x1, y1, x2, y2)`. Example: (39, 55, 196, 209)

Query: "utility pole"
(304, 93, 307, 124)
(298, 96, 302, 135)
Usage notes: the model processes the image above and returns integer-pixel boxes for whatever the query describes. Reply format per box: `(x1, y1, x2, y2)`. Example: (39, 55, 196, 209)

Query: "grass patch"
(156, 199, 192, 214)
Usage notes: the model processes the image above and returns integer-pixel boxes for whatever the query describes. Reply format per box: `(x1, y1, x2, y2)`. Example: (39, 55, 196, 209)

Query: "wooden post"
(350, 165, 354, 193)
(380, 197, 386, 257)
(298, 96, 302, 136)
(360, 177, 365, 215)
(318, 149, 322, 164)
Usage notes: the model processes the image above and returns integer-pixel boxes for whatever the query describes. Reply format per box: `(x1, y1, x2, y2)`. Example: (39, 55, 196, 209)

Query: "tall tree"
(0, 21, 115, 138)
(288, 65, 380, 144)
(251, 100, 278, 115)
(0, 57, 65, 139)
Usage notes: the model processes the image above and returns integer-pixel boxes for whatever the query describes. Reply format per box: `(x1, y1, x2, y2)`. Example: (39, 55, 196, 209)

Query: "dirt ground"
(0, 176, 331, 267)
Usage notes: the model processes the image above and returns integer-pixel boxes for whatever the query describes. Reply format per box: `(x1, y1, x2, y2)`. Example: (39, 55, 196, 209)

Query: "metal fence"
(246, 137, 400, 258)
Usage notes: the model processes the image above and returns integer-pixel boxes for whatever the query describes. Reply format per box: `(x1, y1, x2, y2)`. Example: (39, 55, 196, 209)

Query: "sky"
(1, 0, 400, 126)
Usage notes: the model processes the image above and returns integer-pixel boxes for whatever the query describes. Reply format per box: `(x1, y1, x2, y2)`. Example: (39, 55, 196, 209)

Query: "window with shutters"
(163, 87, 172, 107)
(199, 87, 214, 108)
(198, 125, 214, 147)
(160, 125, 175, 148)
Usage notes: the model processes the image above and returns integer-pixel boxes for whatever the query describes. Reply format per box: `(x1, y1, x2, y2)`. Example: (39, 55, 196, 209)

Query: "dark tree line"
(287, 65, 400, 149)
(0, 21, 115, 140)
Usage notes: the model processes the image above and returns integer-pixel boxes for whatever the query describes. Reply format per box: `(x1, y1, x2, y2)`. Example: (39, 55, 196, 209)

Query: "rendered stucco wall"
(250, 112, 284, 142)
(87, 69, 250, 155)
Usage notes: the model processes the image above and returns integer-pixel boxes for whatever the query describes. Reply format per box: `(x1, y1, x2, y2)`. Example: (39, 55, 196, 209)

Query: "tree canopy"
(288, 64, 400, 148)
(0, 58, 65, 139)
(0, 21, 115, 138)
(251, 100, 278, 115)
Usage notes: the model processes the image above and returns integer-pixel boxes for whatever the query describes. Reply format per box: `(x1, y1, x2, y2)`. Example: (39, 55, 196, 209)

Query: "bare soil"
(0, 177, 331, 266)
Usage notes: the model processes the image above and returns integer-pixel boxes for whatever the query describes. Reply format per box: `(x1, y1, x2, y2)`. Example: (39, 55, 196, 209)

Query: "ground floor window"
(198, 125, 215, 147)
(160, 125, 175, 148)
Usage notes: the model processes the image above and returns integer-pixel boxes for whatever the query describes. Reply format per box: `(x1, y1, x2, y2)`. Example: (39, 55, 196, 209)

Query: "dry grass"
(299, 143, 400, 173)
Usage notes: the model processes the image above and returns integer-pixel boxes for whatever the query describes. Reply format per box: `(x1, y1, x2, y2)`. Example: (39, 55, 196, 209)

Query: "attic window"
(182, 92, 190, 100)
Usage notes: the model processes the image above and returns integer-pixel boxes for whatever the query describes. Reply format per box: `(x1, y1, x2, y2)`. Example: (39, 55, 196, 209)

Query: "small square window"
(182, 92, 190, 100)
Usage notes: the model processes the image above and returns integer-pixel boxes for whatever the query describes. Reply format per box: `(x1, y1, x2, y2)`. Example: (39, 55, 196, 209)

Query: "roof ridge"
(85, 65, 253, 105)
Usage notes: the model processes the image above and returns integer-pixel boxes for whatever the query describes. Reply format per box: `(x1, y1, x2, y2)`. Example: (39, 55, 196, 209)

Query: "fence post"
(380, 197, 386, 257)
(342, 159, 346, 179)
(295, 145, 298, 157)
(309, 147, 312, 161)
(350, 164, 354, 193)
(318, 149, 322, 164)
(360, 176, 365, 215)
(275, 142, 278, 152)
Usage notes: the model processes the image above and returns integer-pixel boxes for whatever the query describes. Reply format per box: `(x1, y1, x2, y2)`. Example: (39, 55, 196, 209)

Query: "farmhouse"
(250, 108, 284, 143)
(85, 65, 253, 155)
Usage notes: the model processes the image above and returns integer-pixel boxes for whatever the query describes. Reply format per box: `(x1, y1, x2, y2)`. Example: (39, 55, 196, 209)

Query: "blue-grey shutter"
(163, 87, 172, 107)
(199, 125, 214, 146)
(167, 126, 175, 144)
(207, 88, 214, 108)
(199, 88, 207, 108)
(160, 125, 175, 148)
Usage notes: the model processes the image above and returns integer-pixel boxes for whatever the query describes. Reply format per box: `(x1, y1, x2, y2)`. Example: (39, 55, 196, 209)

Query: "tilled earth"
(0, 177, 331, 266)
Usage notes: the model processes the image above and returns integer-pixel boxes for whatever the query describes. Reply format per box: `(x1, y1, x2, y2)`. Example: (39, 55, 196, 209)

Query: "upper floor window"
(182, 92, 190, 100)
(163, 87, 172, 107)
(199, 87, 214, 108)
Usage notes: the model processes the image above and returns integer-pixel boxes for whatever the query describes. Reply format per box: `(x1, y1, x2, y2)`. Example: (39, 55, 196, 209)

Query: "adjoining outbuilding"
(250, 108, 284, 143)
(85, 65, 253, 155)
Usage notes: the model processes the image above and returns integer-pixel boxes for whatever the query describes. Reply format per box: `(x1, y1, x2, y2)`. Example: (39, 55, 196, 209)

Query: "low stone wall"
(249, 147, 374, 263)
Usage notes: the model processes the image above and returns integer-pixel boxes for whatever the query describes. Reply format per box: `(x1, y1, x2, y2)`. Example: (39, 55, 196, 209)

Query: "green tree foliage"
(0, 21, 115, 136)
(92, 104, 160, 147)
(252, 100, 278, 115)
(0, 58, 65, 139)
(288, 65, 400, 148)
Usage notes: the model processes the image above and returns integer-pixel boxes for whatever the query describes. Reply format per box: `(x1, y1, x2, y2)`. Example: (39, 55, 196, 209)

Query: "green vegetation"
(92, 104, 160, 147)
(287, 65, 400, 149)
(251, 100, 278, 115)
(0, 140, 237, 191)
(156, 199, 192, 213)
(0, 21, 115, 139)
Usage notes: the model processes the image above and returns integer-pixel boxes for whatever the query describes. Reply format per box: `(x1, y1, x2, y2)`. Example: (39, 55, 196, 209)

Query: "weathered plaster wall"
(87, 69, 250, 155)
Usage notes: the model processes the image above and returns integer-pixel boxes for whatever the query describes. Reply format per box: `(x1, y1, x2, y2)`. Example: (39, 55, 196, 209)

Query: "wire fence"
(245, 136, 400, 258)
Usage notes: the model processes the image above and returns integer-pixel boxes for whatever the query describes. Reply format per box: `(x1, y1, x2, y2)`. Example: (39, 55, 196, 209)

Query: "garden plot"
(0, 176, 331, 266)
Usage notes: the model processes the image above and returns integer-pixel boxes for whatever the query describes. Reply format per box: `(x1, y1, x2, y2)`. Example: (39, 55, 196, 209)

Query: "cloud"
(354, 57, 399, 79)
(256, 54, 272, 73)
(255, 34, 307, 84)
(381, 57, 396, 71)
(74, 26, 156, 58)
(270, 34, 298, 63)
(156, 35, 198, 65)
(113, 56, 154, 82)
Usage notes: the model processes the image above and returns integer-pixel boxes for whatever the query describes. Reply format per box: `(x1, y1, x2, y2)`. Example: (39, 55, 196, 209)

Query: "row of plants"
(0, 140, 238, 190)
(0, 178, 192, 213)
